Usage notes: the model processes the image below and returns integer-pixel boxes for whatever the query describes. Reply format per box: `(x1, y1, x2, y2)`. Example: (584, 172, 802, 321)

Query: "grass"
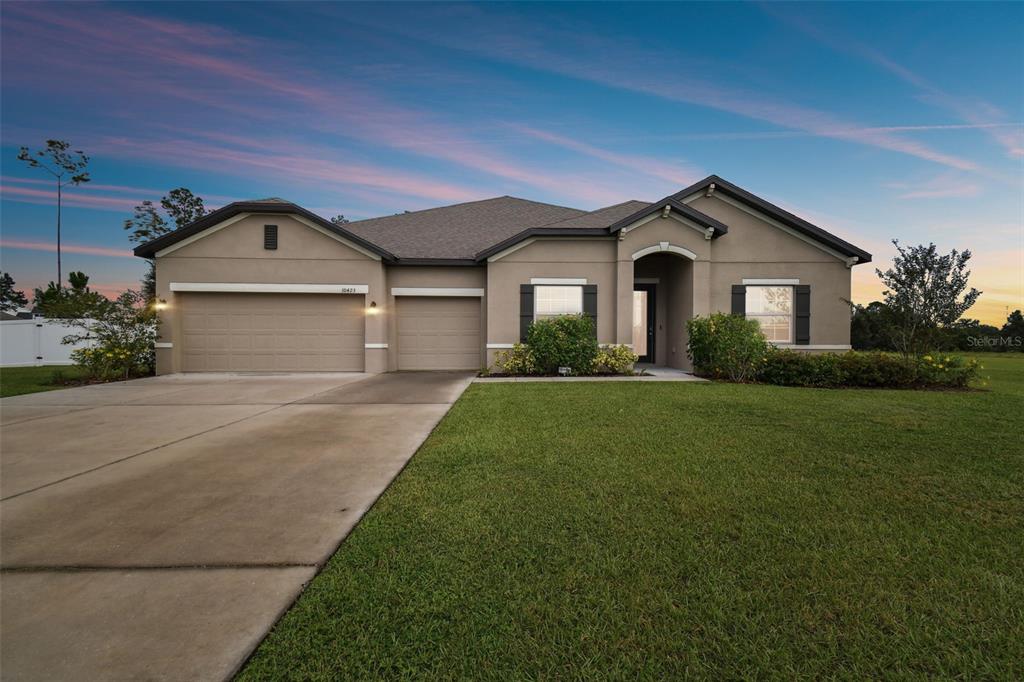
(241, 354, 1024, 680)
(0, 365, 89, 398)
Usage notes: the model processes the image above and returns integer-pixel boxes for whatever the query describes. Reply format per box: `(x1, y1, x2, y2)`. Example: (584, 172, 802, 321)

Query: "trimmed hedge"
(687, 313, 979, 389)
(758, 349, 979, 389)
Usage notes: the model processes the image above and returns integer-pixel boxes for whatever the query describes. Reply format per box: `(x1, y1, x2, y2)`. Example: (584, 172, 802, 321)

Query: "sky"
(1, 1, 1021, 324)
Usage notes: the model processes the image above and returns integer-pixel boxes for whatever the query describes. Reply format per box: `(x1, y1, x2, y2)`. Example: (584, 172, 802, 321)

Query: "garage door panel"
(396, 297, 481, 370)
(181, 293, 364, 372)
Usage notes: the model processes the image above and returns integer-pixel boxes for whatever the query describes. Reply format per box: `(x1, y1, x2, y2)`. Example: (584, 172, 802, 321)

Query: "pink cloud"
(1, 239, 134, 258)
(339, 7, 986, 174)
(509, 124, 702, 186)
(0, 185, 140, 211)
(1, 4, 669, 206)
(886, 175, 984, 200)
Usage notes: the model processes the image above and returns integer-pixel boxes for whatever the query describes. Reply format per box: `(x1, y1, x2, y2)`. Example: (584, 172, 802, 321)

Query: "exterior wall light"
(366, 301, 379, 315)
(154, 300, 168, 311)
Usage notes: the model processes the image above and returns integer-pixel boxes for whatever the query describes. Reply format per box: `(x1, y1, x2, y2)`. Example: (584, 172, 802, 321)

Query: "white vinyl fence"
(0, 319, 95, 367)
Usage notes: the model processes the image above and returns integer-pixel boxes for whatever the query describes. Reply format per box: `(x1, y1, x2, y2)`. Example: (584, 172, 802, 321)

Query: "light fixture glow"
(154, 301, 168, 311)
(366, 301, 379, 315)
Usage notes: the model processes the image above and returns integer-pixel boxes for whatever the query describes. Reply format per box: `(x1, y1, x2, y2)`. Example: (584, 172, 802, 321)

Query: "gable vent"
(264, 224, 278, 250)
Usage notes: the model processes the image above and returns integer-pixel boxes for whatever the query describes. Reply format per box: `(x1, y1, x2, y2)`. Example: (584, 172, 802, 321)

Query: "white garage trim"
(631, 242, 698, 261)
(743, 278, 800, 285)
(390, 287, 484, 297)
(170, 282, 369, 294)
(364, 343, 389, 349)
(486, 343, 515, 349)
(530, 277, 587, 285)
(155, 342, 173, 349)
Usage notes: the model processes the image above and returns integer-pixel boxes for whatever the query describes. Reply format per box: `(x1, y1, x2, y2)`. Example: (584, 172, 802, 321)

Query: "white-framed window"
(534, 285, 583, 321)
(745, 285, 793, 343)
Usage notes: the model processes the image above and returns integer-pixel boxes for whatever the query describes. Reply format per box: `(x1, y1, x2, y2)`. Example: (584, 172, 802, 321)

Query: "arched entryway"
(631, 245, 695, 370)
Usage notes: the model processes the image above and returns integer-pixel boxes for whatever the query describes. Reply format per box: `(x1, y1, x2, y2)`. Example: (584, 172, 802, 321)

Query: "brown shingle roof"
(344, 196, 585, 259)
(538, 200, 651, 229)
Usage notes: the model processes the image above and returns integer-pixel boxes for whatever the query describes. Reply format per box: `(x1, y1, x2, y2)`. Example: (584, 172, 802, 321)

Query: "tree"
(1003, 310, 1024, 352)
(330, 214, 350, 225)
(1, 272, 29, 314)
(161, 188, 207, 228)
(33, 271, 109, 319)
(17, 140, 91, 288)
(875, 241, 981, 357)
(124, 189, 207, 299)
(850, 301, 901, 351)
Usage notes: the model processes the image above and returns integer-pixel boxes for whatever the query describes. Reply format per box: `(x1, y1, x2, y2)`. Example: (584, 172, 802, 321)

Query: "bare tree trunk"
(56, 179, 63, 289)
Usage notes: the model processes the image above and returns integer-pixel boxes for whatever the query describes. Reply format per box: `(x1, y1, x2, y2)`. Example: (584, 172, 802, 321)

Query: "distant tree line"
(853, 303, 1022, 353)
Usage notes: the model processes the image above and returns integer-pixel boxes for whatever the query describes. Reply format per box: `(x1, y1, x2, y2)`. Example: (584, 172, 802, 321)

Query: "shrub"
(756, 350, 980, 389)
(527, 314, 598, 375)
(758, 349, 844, 387)
(63, 289, 157, 381)
(916, 353, 980, 389)
(593, 345, 638, 375)
(836, 352, 919, 388)
(492, 343, 538, 376)
(687, 313, 768, 382)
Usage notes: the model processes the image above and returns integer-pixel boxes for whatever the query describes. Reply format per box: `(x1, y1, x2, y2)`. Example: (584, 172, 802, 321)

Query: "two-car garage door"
(181, 293, 364, 372)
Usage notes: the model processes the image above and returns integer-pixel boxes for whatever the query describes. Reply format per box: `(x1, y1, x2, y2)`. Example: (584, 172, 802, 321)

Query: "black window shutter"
(794, 285, 810, 345)
(731, 285, 746, 315)
(264, 225, 278, 250)
(519, 284, 534, 342)
(582, 284, 598, 338)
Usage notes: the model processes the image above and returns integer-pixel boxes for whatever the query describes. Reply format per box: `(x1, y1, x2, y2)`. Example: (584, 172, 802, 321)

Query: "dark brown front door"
(633, 283, 656, 363)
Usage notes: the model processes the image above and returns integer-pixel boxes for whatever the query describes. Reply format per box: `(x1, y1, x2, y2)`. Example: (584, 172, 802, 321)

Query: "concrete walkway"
(0, 371, 473, 681)
(475, 366, 707, 382)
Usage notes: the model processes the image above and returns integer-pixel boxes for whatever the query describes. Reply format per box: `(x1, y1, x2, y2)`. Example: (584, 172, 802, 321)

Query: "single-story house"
(135, 175, 872, 374)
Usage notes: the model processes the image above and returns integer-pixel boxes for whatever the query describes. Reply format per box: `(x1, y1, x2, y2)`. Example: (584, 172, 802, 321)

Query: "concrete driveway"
(0, 371, 473, 681)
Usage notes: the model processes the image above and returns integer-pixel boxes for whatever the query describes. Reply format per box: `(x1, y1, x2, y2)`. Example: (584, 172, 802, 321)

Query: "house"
(135, 175, 872, 374)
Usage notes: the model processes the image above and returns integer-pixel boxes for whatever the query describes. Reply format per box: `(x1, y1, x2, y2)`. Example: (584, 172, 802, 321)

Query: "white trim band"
(154, 342, 173, 349)
(631, 242, 698, 261)
(743, 278, 800, 285)
(486, 343, 515, 349)
(390, 287, 484, 297)
(530, 278, 587, 285)
(169, 282, 369, 294)
(364, 343, 389, 349)
(773, 344, 852, 350)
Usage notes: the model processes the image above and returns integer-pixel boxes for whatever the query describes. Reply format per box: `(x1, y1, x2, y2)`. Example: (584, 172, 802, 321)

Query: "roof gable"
(134, 200, 395, 260)
(672, 175, 872, 263)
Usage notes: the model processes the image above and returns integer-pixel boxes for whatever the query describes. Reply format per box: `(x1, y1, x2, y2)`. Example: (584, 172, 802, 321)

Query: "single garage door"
(181, 293, 364, 372)
(396, 297, 481, 370)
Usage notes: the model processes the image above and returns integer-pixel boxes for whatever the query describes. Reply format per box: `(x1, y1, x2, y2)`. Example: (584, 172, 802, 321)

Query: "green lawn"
(0, 365, 88, 398)
(241, 354, 1024, 680)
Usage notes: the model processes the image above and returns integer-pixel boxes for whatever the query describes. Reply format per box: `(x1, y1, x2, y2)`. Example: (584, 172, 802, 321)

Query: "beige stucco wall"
(485, 238, 618, 365)
(688, 196, 853, 345)
(153, 214, 385, 374)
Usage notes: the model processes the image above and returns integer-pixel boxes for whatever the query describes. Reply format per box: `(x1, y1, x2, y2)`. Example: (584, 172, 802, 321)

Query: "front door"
(632, 283, 656, 363)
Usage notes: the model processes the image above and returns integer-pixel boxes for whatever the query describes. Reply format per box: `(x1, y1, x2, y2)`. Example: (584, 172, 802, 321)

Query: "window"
(745, 286, 793, 343)
(534, 285, 582, 321)
(264, 225, 278, 250)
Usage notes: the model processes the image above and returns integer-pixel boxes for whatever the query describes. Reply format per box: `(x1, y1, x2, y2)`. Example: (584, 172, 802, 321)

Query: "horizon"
(1, 1, 1021, 324)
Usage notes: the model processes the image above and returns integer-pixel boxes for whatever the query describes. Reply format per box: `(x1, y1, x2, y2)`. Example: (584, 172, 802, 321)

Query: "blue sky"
(1, 1, 1021, 322)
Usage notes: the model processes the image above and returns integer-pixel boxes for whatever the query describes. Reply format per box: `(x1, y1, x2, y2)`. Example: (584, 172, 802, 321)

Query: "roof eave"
(606, 197, 728, 236)
(474, 227, 610, 261)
